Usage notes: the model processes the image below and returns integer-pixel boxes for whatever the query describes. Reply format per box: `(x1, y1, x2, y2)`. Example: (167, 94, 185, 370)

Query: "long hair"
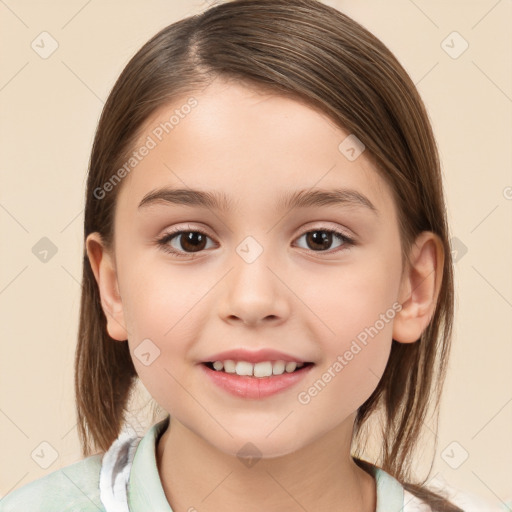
(75, 1, 459, 509)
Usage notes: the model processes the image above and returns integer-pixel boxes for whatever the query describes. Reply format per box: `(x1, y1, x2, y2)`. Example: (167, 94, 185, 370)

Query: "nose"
(218, 249, 290, 327)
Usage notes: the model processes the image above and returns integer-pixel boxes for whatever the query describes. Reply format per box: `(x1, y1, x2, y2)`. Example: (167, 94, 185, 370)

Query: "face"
(98, 78, 407, 458)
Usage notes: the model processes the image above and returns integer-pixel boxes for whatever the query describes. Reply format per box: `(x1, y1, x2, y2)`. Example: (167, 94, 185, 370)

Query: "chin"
(202, 428, 311, 461)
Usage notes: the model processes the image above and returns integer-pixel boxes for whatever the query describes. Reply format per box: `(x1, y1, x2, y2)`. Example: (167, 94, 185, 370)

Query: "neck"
(156, 415, 376, 512)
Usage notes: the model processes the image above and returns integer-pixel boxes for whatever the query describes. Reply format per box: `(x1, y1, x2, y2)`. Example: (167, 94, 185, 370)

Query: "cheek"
(293, 252, 401, 408)
(120, 263, 210, 402)
(296, 321, 394, 427)
(121, 258, 205, 339)
(293, 252, 402, 345)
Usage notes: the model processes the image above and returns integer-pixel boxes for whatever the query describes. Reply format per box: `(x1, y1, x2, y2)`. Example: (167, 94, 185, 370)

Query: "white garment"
(98, 421, 507, 512)
(99, 424, 141, 512)
(403, 474, 509, 512)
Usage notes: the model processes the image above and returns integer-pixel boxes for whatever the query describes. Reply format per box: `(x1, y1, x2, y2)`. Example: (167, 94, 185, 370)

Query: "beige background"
(0, 0, 511, 506)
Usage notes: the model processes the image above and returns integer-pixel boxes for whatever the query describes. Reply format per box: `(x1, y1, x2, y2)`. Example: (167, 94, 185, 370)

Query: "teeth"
(210, 359, 307, 377)
(272, 360, 285, 375)
(223, 360, 236, 373)
(253, 361, 273, 377)
(235, 361, 253, 376)
(285, 361, 297, 373)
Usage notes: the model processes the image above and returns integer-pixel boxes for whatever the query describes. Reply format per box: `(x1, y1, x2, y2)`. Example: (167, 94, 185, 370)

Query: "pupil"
(182, 232, 206, 252)
(308, 231, 331, 250)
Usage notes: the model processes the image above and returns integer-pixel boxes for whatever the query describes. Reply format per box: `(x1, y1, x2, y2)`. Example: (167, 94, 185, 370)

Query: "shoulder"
(404, 478, 511, 512)
(367, 460, 508, 512)
(403, 489, 434, 511)
(0, 454, 105, 512)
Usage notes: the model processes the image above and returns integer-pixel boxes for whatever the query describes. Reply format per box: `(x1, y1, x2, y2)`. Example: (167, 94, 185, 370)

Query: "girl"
(1, 1, 508, 511)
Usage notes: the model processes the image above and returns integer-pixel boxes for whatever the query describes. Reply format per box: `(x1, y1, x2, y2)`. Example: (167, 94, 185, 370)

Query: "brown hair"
(75, 0, 460, 509)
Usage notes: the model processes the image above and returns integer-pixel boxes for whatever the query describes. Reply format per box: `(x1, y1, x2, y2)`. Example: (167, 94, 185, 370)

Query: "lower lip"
(200, 363, 314, 399)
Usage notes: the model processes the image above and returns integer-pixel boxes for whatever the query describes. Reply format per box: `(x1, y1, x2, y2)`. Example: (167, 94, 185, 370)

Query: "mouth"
(202, 360, 315, 378)
(200, 359, 315, 399)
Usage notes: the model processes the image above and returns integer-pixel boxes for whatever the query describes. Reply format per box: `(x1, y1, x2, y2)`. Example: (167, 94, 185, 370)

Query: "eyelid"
(297, 221, 355, 239)
(162, 223, 214, 237)
(154, 222, 357, 258)
(158, 221, 355, 240)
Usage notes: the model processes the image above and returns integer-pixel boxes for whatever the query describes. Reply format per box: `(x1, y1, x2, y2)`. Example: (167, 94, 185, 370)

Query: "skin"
(86, 77, 444, 512)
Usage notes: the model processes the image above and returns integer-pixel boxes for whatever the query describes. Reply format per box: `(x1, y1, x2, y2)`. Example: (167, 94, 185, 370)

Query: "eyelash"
(155, 225, 355, 258)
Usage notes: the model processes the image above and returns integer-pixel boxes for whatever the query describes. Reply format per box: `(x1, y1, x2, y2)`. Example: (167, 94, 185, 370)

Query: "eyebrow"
(138, 186, 378, 215)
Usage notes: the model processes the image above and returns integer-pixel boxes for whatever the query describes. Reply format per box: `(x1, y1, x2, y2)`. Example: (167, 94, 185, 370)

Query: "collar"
(102, 415, 406, 512)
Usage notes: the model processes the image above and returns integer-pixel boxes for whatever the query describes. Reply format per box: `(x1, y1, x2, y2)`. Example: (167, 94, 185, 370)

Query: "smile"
(204, 360, 313, 377)
(200, 360, 314, 399)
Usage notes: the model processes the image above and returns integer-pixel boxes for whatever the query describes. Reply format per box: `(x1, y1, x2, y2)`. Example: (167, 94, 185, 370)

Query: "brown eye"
(304, 231, 334, 251)
(175, 232, 208, 252)
(295, 229, 353, 252)
(156, 226, 354, 259)
(157, 229, 215, 257)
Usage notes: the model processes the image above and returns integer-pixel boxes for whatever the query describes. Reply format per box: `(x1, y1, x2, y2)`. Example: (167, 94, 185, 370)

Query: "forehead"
(114, 78, 395, 221)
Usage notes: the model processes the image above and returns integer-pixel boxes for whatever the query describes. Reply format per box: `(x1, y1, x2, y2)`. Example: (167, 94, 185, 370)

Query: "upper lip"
(202, 348, 311, 364)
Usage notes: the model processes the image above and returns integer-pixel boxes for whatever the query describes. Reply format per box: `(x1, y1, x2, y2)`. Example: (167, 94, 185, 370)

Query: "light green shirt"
(1, 416, 508, 511)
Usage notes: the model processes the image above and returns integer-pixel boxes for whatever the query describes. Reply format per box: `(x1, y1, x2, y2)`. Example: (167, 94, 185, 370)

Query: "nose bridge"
(220, 233, 289, 324)
(231, 233, 277, 296)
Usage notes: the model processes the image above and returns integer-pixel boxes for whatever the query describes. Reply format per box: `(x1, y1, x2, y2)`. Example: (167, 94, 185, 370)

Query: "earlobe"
(392, 231, 444, 344)
(85, 232, 128, 341)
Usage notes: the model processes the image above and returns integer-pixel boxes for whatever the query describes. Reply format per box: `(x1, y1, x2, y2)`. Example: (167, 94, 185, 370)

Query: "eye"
(155, 226, 355, 258)
(294, 228, 354, 254)
(156, 226, 216, 258)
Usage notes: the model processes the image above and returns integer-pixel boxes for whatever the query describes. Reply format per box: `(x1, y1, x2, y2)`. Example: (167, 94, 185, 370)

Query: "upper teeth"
(211, 360, 305, 377)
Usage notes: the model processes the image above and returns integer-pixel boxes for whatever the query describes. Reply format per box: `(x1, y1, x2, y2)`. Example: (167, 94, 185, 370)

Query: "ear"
(85, 232, 128, 341)
(393, 231, 445, 343)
